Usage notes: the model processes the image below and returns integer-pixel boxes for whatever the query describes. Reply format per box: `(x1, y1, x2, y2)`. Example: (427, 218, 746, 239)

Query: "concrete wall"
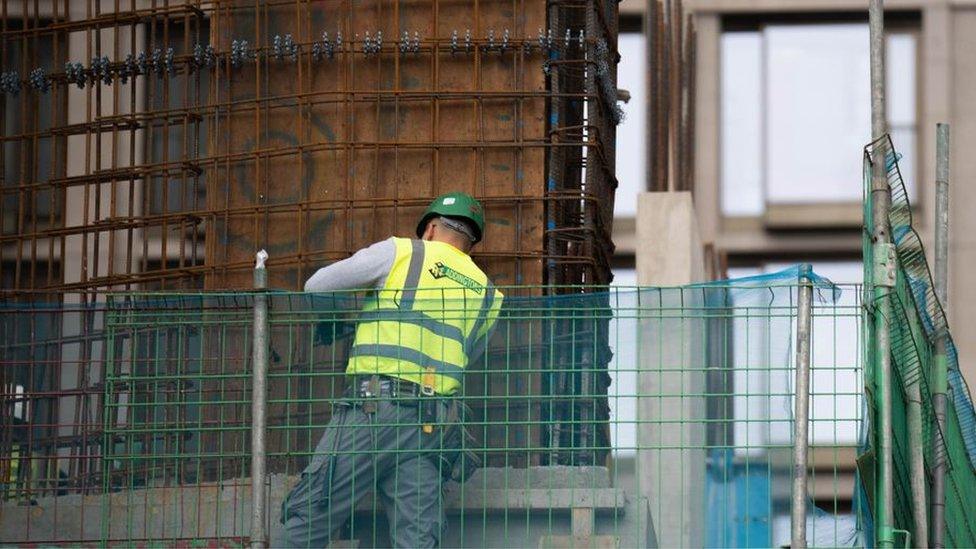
(0, 467, 656, 548)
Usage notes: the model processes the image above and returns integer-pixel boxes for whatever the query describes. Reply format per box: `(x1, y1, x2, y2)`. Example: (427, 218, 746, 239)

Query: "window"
(721, 33, 764, 216)
(721, 23, 918, 218)
(614, 32, 646, 218)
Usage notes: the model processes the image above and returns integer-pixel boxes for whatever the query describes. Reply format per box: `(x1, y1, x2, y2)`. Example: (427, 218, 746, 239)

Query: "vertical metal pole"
(869, 2, 896, 548)
(791, 265, 814, 549)
(250, 250, 269, 549)
(931, 122, 950, 549)
(907, 352, 929, 548)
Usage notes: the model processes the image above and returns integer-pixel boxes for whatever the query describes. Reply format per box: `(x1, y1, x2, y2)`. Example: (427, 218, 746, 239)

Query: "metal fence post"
(251, 250, 269, 548)
(931, 122, 950, 549)
(791, 265, 814, 549)
(906, 339, 929, 546)
(869, 1, 896, 547)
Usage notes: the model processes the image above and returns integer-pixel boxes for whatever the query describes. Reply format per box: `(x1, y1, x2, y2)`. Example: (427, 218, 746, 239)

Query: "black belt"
(348, 375, 426, 399)
(346, 375, 462, 434)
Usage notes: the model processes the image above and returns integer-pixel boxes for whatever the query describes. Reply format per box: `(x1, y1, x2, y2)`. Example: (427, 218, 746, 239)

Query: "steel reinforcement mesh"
(0, 0, 621, 512)
(0, 0, 618, 293)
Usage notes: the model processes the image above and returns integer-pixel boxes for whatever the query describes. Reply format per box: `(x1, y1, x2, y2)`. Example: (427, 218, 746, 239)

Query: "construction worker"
(281, 192, 504, 548)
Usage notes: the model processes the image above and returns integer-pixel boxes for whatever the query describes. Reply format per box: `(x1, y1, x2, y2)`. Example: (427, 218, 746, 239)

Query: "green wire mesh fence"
(4, 137, 976, 549)
(861, 136, 976, 547)
(2, 275, 865, 547)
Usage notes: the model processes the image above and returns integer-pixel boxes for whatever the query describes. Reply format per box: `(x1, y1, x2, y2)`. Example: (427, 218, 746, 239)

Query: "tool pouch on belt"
(438, 400, 480, 483)
(420, 397, 438, 426)
(449, 433, 481, 483)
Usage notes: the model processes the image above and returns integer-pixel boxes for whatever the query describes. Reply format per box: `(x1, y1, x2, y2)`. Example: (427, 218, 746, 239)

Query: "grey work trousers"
(281, 398, 461, 548)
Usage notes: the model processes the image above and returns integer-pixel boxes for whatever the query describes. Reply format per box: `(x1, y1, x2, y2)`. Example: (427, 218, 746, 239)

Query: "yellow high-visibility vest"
(347, 238, 504, 395)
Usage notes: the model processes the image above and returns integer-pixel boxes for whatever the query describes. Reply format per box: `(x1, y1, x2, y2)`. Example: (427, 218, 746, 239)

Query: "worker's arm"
(468, 290, 504, 363)
(303, 238, 395, 291)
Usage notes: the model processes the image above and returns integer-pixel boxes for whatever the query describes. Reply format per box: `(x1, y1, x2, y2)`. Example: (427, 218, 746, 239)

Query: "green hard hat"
(416, 192, 486, 243)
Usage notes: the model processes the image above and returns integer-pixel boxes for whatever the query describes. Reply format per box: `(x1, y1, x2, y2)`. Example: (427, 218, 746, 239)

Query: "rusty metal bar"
(644, 0, 694, 194)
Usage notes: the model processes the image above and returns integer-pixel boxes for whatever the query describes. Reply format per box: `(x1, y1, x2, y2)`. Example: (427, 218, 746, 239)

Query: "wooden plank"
(353, 487, 627, 512)
(573, 507, 595, 538)
(538, 535, 620, 549)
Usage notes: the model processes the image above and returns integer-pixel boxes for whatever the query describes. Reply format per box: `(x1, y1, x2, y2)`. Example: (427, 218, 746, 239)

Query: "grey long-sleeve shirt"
(303, 238, 396, 291)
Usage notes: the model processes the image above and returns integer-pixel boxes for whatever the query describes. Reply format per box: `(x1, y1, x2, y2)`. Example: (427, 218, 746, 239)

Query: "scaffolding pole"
(791, 265, 814, 549)
(869, 1, 896, 548)
(250, 250, 270, 549)
(931, 122, 950, 549)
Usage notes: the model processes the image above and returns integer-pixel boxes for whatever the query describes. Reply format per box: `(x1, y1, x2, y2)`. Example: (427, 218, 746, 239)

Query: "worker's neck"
(431, 236, 472, 255)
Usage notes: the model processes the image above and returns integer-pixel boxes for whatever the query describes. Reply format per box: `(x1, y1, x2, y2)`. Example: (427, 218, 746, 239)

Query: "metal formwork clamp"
(450, 30, 460, 54)
(400, 31, 411, 54)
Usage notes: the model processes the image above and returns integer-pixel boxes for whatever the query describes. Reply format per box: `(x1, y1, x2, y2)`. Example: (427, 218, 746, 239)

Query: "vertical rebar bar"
(791, 265, 814, 549)
(644, 0, 655, 192)
(250, 249, 269, 549)
(931, 122, 950, 549)
(869, 1, 895, 548)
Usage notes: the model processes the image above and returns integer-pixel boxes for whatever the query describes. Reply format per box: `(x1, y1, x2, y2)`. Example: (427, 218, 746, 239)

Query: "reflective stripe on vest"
(349, 344, 465, 382)
(356, 310, 464, 343)
(465, 281, 495, 355)
(347, 238, 501, 395)
(397, 239, 426, 309)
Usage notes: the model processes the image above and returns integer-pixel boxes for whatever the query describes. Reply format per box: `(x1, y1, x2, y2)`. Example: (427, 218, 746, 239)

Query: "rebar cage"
(1, 4, 622, 536)
(2, 277, 865, 547)
(0, 0, 618, 293)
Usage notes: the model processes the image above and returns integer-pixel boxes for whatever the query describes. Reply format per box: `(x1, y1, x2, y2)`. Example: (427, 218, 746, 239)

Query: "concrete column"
(693, 13, 721, 248)
(636, 192, 706, 286)
(635, 192, 706, 548)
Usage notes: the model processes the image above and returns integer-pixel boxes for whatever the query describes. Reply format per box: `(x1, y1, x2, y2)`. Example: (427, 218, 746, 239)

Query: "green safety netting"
(860, 135, 976, 547)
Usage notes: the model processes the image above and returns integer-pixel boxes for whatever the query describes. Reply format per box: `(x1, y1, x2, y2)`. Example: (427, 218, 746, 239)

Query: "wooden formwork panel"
(206, 1, 546, 291)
